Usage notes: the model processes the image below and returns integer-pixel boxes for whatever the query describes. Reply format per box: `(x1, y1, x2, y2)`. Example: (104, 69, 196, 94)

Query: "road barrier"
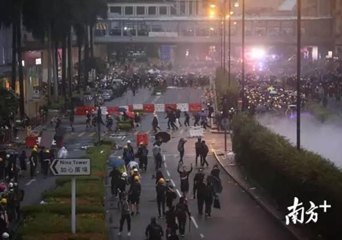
(74, 103, 202, 115)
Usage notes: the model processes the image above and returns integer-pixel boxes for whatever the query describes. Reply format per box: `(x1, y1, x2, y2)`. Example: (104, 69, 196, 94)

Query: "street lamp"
(241, 0, 245, 111)
(296, 0, 302, 150)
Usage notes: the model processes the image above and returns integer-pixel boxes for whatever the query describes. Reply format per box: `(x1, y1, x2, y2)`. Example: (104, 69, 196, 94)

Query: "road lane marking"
(176, 189, 181, 197)
(163, 155, 166, 161)
(151, 95, 161, 104)
(180, 129, 184, 135)
(78, 132, 85, 137)
(166, 170, 170, 177)
(89, 132, 96, 137)
(25, 179, 36, 186)
(170, 179, 175, 187)
(191, 216, 199, 229)
(164, 162, 167, 168)
(200, 234, 205, 238)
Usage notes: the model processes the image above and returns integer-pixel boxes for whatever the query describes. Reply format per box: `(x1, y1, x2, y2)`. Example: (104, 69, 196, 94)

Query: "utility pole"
(228, 0, 231, 86)
(241, 0, 245, 111)
(296, 0, 302, 150)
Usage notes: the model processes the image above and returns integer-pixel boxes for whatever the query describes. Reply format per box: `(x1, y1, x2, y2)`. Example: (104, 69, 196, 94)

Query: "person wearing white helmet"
(117, 172, 128, 200)
(2, 232, 9, 239)
(126, 140, 134, 155)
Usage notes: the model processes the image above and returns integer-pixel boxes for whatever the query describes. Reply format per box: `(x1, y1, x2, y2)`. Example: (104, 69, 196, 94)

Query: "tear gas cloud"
(256, 114, 342, 168)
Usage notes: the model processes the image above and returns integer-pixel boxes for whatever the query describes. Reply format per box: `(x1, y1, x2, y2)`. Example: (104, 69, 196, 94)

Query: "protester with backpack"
(137, 142, 148, 171)
(145, 217, 164, 240)
(123, 145, 134, 166)
(117, 192, 131, 237)
(177, 163, 193, 198)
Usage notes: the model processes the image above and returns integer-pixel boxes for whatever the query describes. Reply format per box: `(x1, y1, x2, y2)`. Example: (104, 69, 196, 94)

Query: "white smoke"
(256, 113, 342, 169)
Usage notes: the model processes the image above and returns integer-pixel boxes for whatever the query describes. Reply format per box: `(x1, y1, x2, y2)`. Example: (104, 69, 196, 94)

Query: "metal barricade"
(189, 126, 204, 138)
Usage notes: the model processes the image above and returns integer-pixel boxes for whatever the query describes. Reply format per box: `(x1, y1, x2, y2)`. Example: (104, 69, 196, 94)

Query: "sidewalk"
(209, 134, 312, 240)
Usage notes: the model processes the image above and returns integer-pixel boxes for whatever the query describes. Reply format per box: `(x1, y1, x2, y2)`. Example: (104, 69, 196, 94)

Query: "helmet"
(1, 198, 7, 204)
(134, 176, 140, 181)
(8, 183, 13, 188)
(6, 154, 10, 158)
(122, 172, 128, 177)
(124, 145, 128, 149)
(34, 145, 38, 148)
(2, 232, 9, 239)
(33, 148, 37, 152)
(158, 178, 165, 184)
(127, 140, 131, 144)
(133, 168, 138, 172)
(45, 149, 50, 153)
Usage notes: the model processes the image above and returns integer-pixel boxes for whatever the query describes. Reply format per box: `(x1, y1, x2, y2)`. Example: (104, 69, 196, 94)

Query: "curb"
(212, 149, 307, 240)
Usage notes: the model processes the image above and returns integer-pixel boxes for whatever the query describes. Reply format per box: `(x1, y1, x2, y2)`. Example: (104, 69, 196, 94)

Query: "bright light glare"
(230, 11, 234, 15)
(233, 21, 237, 25)
(250, 48, 265, 59)
(210, 4, 216, 8)
(234, 2, 239, 7)
(209, 10, 215, 16)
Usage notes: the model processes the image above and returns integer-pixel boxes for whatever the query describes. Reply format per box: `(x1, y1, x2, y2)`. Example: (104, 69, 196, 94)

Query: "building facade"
(0, 26, 12, 85)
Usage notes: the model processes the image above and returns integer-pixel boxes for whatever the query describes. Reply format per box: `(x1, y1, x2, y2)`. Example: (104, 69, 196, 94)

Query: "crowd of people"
(109, 136, 222, 239)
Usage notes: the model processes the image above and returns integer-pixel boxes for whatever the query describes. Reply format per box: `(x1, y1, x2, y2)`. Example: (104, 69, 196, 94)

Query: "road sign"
(50, 158, 91, 176)
(221, 118, 230, 130)
(160, 45, 171, 61)
(32, 90, 40, 101)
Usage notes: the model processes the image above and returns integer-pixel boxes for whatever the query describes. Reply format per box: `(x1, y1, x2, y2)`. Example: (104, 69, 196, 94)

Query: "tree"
(0, 84, 19, 120)
(215, 67, 239, 109)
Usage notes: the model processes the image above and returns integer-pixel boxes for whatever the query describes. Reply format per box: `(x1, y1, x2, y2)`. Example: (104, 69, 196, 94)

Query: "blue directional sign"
(160, 45, 171, 61)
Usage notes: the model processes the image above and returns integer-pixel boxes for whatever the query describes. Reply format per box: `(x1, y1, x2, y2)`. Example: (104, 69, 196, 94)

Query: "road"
(19, 88, 154, 207)
(106, 87, 295, 240)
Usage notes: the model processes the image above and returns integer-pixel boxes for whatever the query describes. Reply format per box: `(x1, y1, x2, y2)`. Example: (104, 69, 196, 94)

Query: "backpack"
(121, 199, 130, 214)
(141, 148, 148, 157)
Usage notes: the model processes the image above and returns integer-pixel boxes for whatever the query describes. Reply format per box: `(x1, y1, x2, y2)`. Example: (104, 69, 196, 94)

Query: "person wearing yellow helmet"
(1, 198, 7, 205)
(128, 171, 141, 216)
(29, 145, 39, 178)
(156, 177, 167, 218)
(42, 149, 51, 176)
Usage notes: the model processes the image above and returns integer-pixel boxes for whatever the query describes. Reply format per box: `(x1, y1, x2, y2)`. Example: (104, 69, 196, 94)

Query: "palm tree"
(0, 0, 25, 116)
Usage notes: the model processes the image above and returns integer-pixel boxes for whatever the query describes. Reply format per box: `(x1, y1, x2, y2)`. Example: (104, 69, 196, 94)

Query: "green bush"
(231, 113, 342, 238)
(22, 204, 104, 216)
(118, 123, 132, 130)
(55, 176, 102, 186)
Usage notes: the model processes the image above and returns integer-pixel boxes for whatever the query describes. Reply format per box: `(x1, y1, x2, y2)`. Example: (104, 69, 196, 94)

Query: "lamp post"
(241, 0, 245, 111)
(296, 0, 302, 150)
(228, 0, 232, 87)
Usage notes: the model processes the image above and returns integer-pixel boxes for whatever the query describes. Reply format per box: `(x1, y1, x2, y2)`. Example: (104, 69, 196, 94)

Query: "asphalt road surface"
(106, 87, 295, 240)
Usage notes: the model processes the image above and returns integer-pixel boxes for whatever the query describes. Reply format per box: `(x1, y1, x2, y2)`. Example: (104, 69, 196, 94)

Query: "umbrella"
(118, 107, 127, 112)
(155, 131, 171, 143)
(267, 86, 275, 91)
(108, 156, 125, 168)
(125, 111, 135, 118)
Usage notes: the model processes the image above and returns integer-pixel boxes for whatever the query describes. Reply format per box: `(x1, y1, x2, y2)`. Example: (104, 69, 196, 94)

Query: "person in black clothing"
(69, 112, 75, 132)
(85, 111, 91, 128)
(184, 112, 190, 127)
(152, 113, 162, 134)
(177, 138, 187, 164)
(177, 164, 193, 198)
(109, 168, 121, 197)
(137, 142, 148, 171)
(165, 206, 178, 237)
(211, 165, 220, 179)
(175, 197, 191, 238)
(117, 172, 128, 195)
(195, 138, 202, 166)
(166, 185, 177, 209)
(203, 177, 217, 218)
(200, 140, 209, 167)
(175, 109, 182, 127)
(18, 151, 27, 177)
(156, 178, 167, 218)
(193, 168, 205, 199)
(128, 175, 141, 215)
(145, 217, 163, 240)
(154, 168, 164, 184)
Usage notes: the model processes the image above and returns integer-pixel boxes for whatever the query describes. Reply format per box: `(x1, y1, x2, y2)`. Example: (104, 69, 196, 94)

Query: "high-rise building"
(0, 26, 12, 86)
